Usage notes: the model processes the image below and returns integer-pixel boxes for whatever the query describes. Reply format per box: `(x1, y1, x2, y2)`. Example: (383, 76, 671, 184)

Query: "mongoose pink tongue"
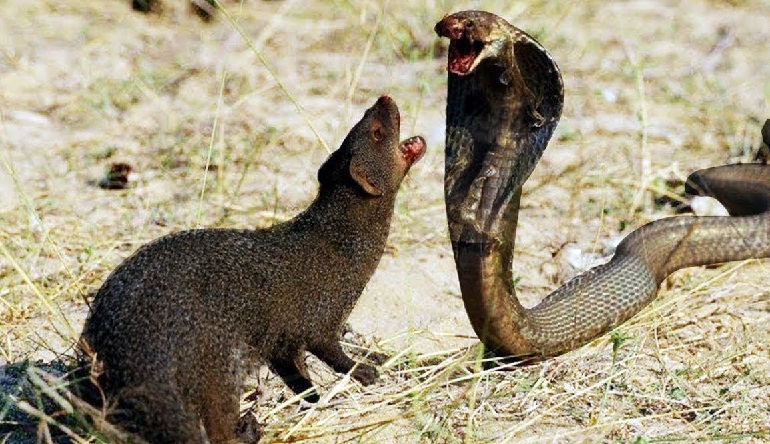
(400, 136, 426, 165)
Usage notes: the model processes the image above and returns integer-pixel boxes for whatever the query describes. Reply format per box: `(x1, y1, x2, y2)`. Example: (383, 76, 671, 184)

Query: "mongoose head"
(319, 95, 425, 197)
(434, 11, 512, 76)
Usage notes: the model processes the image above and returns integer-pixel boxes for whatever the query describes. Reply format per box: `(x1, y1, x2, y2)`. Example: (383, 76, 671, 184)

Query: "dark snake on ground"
(435, 10, 770, 358)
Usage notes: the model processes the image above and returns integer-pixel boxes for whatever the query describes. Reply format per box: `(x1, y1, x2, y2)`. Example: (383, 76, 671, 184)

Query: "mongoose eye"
(465, 19, 474, 29)
(370, 123, 384, 142)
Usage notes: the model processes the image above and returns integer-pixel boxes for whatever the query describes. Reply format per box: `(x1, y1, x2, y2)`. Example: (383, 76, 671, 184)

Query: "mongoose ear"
(349, 158, 383, 196)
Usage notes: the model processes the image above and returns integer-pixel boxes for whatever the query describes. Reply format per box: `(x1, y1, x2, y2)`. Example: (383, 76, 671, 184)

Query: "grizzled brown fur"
(79, 96, 424, 443)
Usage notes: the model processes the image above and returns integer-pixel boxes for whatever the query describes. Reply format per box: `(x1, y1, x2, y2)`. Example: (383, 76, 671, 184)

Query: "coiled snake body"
(435, 11, 770, 358)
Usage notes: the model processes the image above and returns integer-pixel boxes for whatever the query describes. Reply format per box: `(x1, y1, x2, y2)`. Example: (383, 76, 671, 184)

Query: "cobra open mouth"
(399, 136, 426, 166)
(447, 37, 485, 75)
(435, 14, 487, 75)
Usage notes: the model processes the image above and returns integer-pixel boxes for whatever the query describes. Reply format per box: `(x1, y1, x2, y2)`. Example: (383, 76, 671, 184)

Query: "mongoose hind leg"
(269, 350, 320, 403)
(114, 383, 205, 444)
(200, 373, 243, 443)
(310, 340, 378, 386)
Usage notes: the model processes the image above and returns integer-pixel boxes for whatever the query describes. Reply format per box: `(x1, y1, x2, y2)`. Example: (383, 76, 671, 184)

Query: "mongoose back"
(79, 96, 425, 443)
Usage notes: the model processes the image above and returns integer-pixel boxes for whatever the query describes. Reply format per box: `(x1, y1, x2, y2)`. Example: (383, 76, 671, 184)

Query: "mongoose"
(79, 95, 425, 443)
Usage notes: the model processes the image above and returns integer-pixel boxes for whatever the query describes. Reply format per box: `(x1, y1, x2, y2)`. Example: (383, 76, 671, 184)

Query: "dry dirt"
(1, 0, 769, 443)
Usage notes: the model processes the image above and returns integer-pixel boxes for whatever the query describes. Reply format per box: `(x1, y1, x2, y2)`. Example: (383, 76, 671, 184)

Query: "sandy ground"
(1, 0, 770, 442)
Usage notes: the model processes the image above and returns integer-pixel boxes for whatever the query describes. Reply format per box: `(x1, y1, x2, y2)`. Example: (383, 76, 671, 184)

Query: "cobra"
(436, 10, 770, 358)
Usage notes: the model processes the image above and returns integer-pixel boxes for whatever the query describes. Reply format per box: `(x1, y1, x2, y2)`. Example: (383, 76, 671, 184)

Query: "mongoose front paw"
(302, 389, 321, 403)
(294, 388, 321, 404)
(236, 413, 261, 444)
(351, 364, 378, 386)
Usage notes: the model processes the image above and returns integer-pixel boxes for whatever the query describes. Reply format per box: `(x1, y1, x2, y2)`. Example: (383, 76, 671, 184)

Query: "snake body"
(435, 11, 770, 358)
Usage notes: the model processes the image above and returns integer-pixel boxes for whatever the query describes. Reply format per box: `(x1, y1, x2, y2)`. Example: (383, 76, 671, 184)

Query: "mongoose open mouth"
(435, 15, 486, 75)
(399, 136, 426, 166)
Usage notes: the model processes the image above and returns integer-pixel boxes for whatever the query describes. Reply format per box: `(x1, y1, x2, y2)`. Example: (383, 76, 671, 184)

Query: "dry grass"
(1, 0, 769, 442)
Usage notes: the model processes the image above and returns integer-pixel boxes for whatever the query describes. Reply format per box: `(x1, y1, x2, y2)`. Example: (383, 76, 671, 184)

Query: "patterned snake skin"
(435, 11, 770, 357)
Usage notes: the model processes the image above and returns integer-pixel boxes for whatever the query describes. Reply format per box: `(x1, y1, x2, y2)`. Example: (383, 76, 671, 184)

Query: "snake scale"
(435, 11, 770, 358)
